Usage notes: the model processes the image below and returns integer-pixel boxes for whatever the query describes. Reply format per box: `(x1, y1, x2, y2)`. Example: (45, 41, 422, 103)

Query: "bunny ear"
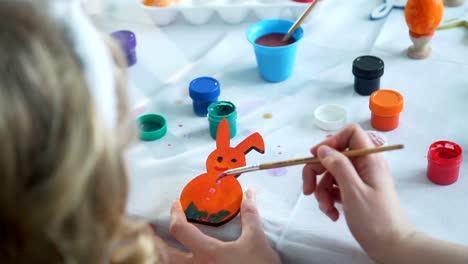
(216, 119, 231, 150)
(235, 132, 265, 155)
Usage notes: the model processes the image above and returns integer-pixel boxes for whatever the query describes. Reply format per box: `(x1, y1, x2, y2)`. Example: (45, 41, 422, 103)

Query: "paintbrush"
(282, 0, 320, 42)
(216, 144, 404, 181)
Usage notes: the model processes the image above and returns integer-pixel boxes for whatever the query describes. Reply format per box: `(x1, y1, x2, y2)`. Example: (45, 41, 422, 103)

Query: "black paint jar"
(352, 56, 384, 96)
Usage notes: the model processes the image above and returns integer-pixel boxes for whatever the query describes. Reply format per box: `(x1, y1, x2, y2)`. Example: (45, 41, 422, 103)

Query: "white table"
(93, 1, 468, 263)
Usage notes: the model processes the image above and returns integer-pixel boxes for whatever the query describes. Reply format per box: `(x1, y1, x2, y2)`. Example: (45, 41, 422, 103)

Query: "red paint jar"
(427, 141, 463, 185)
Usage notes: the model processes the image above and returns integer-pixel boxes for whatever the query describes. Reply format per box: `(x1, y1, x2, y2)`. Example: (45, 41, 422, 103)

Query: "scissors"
(370, 0, 407, 20)
(437, 13, 468, 30)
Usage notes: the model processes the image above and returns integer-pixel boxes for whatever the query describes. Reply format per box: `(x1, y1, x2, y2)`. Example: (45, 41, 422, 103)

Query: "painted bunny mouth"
(214, 166, 228, 172)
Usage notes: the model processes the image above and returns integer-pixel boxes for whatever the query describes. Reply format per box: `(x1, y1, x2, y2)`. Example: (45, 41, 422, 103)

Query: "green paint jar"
(138, 114, 167, 141)
(208, 101, 237, 140)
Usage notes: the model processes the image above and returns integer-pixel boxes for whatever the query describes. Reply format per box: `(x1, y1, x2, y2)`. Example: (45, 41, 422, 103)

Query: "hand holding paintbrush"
(217, 144, 404, 181)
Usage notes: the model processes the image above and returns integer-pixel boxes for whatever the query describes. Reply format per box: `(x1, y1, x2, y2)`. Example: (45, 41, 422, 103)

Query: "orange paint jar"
(369, 90, 404, 131)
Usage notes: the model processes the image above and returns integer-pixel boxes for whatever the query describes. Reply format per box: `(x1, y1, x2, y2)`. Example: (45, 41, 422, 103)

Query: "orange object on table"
(143, 0, 178, 7)
(180, 119, 265, 226)
(369, 90, 404, 131)
(405, 0, 444, 37)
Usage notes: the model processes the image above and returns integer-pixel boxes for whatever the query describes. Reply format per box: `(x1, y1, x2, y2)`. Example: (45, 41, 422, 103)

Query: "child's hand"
(168, 190, 281, 264)
(302, 124, 415, 261)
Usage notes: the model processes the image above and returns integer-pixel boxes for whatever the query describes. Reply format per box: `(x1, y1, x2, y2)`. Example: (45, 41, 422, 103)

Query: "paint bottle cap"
(428, 141, 463, 166)
(369, 89, 404, 116)
(138, 114, 167, 141)
(427, 141, 463, 185)
(314, 104, 347, 131)
(111, 30, 137, 67)
(189, 77, 221, 102)
(352, 56, 384, 80)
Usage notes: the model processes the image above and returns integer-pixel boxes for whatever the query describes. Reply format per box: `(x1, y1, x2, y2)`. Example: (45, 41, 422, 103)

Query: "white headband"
(48, 0, 118, 128)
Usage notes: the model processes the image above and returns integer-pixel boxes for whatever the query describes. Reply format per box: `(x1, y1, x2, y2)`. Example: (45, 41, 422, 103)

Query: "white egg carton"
(140, 0, 313, 25)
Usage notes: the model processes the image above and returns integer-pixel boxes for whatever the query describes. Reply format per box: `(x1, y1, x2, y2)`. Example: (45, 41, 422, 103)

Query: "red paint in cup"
(427, 141, 463, 185)
(255, 33, 296, 47)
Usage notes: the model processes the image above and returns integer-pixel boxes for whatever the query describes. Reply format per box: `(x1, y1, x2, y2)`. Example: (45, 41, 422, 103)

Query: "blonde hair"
(0, 2, 163, 263)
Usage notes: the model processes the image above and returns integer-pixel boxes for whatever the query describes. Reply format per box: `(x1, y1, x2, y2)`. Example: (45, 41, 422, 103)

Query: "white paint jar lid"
(314, 104, 347, 131)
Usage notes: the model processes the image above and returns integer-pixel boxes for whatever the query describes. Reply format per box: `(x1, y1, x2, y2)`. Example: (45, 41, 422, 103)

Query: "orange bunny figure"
(180, 118, 265, 226)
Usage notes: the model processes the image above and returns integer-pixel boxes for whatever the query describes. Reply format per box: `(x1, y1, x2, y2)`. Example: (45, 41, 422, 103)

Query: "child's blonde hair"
(0, 2, 163, 263)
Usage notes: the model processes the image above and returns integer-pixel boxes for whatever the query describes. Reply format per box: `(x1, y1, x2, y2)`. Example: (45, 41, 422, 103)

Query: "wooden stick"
(217, 144, 404, 180)
(282, 0, 319, 42)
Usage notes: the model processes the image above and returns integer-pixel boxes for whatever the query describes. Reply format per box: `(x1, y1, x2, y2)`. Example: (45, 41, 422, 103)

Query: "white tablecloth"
(93, 1, 468, 263)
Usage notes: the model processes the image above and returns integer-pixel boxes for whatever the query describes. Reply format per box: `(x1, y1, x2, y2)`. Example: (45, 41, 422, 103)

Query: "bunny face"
(205, 118, 265, 175)
(206, 148, 247, 174)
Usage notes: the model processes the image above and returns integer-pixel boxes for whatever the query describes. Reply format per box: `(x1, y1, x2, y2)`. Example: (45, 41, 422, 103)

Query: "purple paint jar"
(111, 30, 137, 67)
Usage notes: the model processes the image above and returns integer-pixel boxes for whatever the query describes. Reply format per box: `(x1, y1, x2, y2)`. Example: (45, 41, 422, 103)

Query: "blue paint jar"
(352, 55, 384, 96)
(189, 77, 221, 117)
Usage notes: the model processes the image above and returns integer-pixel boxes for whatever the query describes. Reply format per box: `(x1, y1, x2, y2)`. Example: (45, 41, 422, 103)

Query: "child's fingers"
(302, 163, 326, 195)
(315, 172, 339, 221)
(169, 199, 220, 254)
(239, 189, 265, 242)
(317, 145, 367, 198)
(311, 124, 374, 156)
(331, 186, 342, 204)
(165, 247, 193, 264)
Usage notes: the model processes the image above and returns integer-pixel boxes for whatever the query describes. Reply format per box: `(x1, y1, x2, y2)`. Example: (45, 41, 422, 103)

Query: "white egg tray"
(139, 0, 313, 25)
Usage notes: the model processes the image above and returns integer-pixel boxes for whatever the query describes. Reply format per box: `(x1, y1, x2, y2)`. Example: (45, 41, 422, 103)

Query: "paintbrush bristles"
(216, 164, 260, 181)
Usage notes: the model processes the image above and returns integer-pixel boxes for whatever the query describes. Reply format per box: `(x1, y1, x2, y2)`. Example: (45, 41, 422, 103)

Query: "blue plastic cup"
(246, 19, 304, 83)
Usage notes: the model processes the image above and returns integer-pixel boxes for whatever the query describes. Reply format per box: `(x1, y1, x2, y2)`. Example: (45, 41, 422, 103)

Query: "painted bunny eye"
(217, 156, 223, 162)
(231, 158, 237, 163)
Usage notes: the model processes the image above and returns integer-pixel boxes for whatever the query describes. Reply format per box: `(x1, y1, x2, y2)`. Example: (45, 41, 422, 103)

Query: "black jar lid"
(352, 55, 384, 79)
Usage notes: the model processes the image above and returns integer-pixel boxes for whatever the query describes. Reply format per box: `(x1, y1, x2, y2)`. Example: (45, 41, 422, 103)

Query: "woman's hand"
(302, 124, 415, 261)
(168, 189, 281, 264)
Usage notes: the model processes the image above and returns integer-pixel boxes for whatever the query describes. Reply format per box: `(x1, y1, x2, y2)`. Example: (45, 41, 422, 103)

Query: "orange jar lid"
(369, 89, 404, 116)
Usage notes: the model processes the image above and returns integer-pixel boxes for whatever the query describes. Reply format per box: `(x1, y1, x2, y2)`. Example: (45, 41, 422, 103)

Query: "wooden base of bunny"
(407, 35, 432, 60)
(444, 0, 464, 7)
(186, 210, 240, 227)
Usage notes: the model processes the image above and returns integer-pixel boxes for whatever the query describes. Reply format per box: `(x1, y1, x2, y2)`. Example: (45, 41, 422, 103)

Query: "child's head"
(0, 1, 138, 262)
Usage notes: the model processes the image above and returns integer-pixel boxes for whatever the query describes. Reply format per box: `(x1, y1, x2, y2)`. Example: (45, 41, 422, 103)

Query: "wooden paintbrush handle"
(283, 0, 319, 41)
(259, 144, 404, 170)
